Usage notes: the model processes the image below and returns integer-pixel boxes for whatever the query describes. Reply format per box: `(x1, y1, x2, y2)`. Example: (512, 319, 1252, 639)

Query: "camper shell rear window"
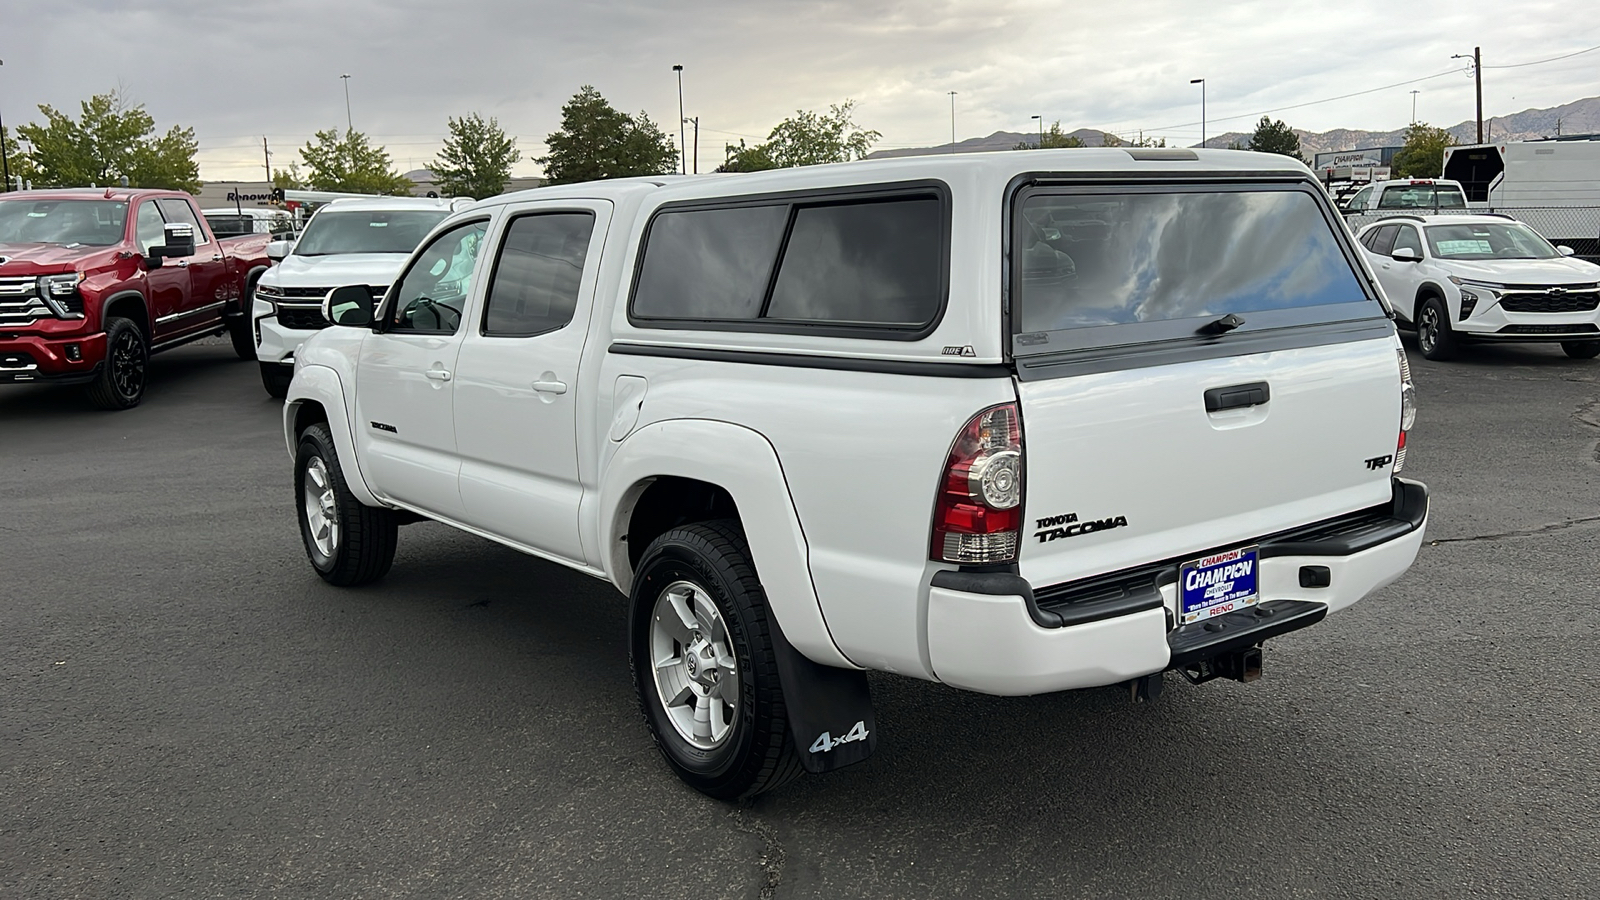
(1009, 180, 1386, 360)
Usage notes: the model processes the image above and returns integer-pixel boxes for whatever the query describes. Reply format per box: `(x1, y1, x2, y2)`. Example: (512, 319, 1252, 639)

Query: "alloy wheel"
(1418, 306, 1439, 355)
(302, 456, 340, 558)
(111, 329, 145, 400)
(649, 579, 740, 750)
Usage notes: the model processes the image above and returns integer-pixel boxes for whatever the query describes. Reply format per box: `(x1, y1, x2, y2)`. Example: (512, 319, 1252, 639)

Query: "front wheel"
(1416, 296, 1460, 361)
(260, 362, 292, 399)
(295, 423, 397, 585)
(630, 520, 802, 800)
(84, 316, 148, 410)
(1561, 340, 1600, 360)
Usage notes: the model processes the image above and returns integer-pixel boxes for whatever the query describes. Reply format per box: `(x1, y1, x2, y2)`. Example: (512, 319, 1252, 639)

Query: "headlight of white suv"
(1450, 277, 1501, 320)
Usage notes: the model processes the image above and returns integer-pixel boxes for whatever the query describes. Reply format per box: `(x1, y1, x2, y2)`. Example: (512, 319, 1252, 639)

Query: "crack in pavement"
(1430, 513, 1600, 545)
(729, 807, 785, 900)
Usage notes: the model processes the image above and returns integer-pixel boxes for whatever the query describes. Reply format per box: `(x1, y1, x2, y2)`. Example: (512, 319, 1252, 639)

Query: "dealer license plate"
(1178, 546, 1260, 625)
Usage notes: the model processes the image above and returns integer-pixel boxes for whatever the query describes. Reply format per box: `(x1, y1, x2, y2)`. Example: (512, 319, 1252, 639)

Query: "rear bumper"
(925, 478, 1428, 696)
(0, 332, 107, 384)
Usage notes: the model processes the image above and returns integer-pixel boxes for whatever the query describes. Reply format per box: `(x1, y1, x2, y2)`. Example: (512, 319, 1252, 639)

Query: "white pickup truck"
(283, 149, 1428, 798)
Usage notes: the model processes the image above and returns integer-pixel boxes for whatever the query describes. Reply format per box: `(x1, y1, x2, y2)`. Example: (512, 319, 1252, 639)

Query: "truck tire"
(1416, 296, 1459, 361)
(1561, 341, 1600, 360)
(84, 317, 148, 410)
(630, 520, 803, 800)
(227, 310, 256, 361)
(261, 362, 293, 399)
(295, 422, 397, 586)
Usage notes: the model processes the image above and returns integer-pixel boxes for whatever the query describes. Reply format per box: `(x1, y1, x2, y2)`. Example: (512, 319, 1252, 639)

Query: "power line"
(1130, 41, 1600, 134)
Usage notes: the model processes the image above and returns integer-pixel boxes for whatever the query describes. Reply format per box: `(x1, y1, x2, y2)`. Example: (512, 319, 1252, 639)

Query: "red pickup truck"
(0, 188, 273, 409)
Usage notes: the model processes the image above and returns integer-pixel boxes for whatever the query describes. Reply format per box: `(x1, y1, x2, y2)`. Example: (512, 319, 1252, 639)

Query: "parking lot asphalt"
(3, 336, 1598, 899)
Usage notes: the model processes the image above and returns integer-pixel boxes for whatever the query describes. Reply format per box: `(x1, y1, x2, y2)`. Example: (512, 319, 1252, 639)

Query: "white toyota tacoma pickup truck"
(283, 149, 1429, 798)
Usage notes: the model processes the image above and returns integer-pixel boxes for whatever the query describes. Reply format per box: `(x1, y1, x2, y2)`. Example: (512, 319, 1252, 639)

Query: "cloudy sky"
(3, 0, 1598, 182)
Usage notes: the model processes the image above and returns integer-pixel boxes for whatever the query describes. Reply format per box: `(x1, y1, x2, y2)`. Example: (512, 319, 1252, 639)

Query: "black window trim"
(376, 215, 492, 336)
(478, 208, 599, 339)
(626, 179, 953, 342)
(1002, 174, 1390, 360)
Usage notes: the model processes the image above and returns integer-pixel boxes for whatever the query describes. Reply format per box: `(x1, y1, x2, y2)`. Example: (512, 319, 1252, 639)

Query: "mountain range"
(866, 95, 1600, 160)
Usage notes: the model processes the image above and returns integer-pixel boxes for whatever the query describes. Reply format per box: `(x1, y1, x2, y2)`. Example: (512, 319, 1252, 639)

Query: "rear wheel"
(260, 362, 293, 399)
(1562, 340, 1600, 360)
(227, 309, 256, 360)
(1416, 296, 1459, 361)
(295, 423, 397, 585)
(630, 520, 802, 800)
(84, 316, 148, 410)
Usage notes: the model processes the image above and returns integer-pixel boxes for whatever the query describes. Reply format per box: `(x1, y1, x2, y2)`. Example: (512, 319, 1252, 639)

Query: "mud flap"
(769, 618, 876, 774)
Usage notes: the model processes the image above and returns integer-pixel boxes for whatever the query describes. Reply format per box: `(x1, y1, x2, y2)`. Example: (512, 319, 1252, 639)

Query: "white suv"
(1356, 214, 1600, 359)
(252, 196, 474, 396)
(282, 149, 1428, 798)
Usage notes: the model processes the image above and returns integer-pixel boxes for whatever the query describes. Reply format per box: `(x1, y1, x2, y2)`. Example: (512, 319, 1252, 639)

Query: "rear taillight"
(932, 403, 1024, 564)
(1396, 349, 1416, 472)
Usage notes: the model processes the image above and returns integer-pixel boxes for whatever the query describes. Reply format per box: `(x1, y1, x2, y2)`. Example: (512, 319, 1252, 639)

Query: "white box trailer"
(1443, 137, 1600, 259)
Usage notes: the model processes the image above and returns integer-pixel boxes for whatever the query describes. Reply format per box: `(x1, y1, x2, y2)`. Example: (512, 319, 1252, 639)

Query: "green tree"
(1247, 116, 1303, 159)
(1013, 121, 1086, 150)
(1130, 134, 1167, 148)
(14, 90, 199, 191)
(432, 112, 520, 199)
(539, 86, 677, 185)
(272, 165, 303, 190)
(719, 101, 880, 172)
(1392, 122, 1457, 178)
(298, 128, 413, 194)
(2, 123, 40, 189)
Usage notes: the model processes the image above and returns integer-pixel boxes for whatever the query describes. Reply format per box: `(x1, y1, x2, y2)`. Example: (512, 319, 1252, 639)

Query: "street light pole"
(673, 65, 686, 175)
(1031, 114, 1042, 148)
(1410, 89, 1420, 124)
(1190, 78, 1205, 149)
(339, 73, 353, 134)
(948, 91, 957, 153)
(0, 59, 11, 192)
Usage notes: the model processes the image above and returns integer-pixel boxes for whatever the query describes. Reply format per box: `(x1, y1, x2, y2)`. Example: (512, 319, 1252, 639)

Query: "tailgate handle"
(1204, 381, 1270, 412)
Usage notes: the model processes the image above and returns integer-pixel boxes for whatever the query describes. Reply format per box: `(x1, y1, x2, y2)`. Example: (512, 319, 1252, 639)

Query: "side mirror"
(159, 222, 196, 259)
(322, 284, 375, 327)
(1392, 247, 1423, 263)
(266, 239, 293, 261)
(1557, 245, 1576, 257)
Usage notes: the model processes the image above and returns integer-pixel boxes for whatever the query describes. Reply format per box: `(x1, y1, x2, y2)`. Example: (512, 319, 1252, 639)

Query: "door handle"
(532, 379, 568, 395)
(176, 260, 189, 268)
(425, 368, 453, 382)
(1204, 381, 1270, 412)
(212, 253, 223, 261)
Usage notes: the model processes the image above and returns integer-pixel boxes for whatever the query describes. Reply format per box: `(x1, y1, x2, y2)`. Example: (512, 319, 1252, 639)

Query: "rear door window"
(1012, 186, 1376, 348)
(481, 212, 595, 336)
(1370, 225, 1399, 255)
(630, 186, 948, 338)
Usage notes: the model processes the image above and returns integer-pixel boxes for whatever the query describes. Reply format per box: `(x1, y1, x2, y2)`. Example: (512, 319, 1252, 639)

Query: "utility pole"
(948, 91, 957, 153)
(1451, 48, 1483, 143)
(263, 136, 272, 182)
(1410, 90, 1420, 124)
(672, 65, 686, 175)
(340, 74, 353, 133)
(1191, 78, 1206, 148)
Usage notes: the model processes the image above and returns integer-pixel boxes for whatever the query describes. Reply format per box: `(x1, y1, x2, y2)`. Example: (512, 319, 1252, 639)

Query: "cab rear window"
(1012, 185, 1376, 349)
